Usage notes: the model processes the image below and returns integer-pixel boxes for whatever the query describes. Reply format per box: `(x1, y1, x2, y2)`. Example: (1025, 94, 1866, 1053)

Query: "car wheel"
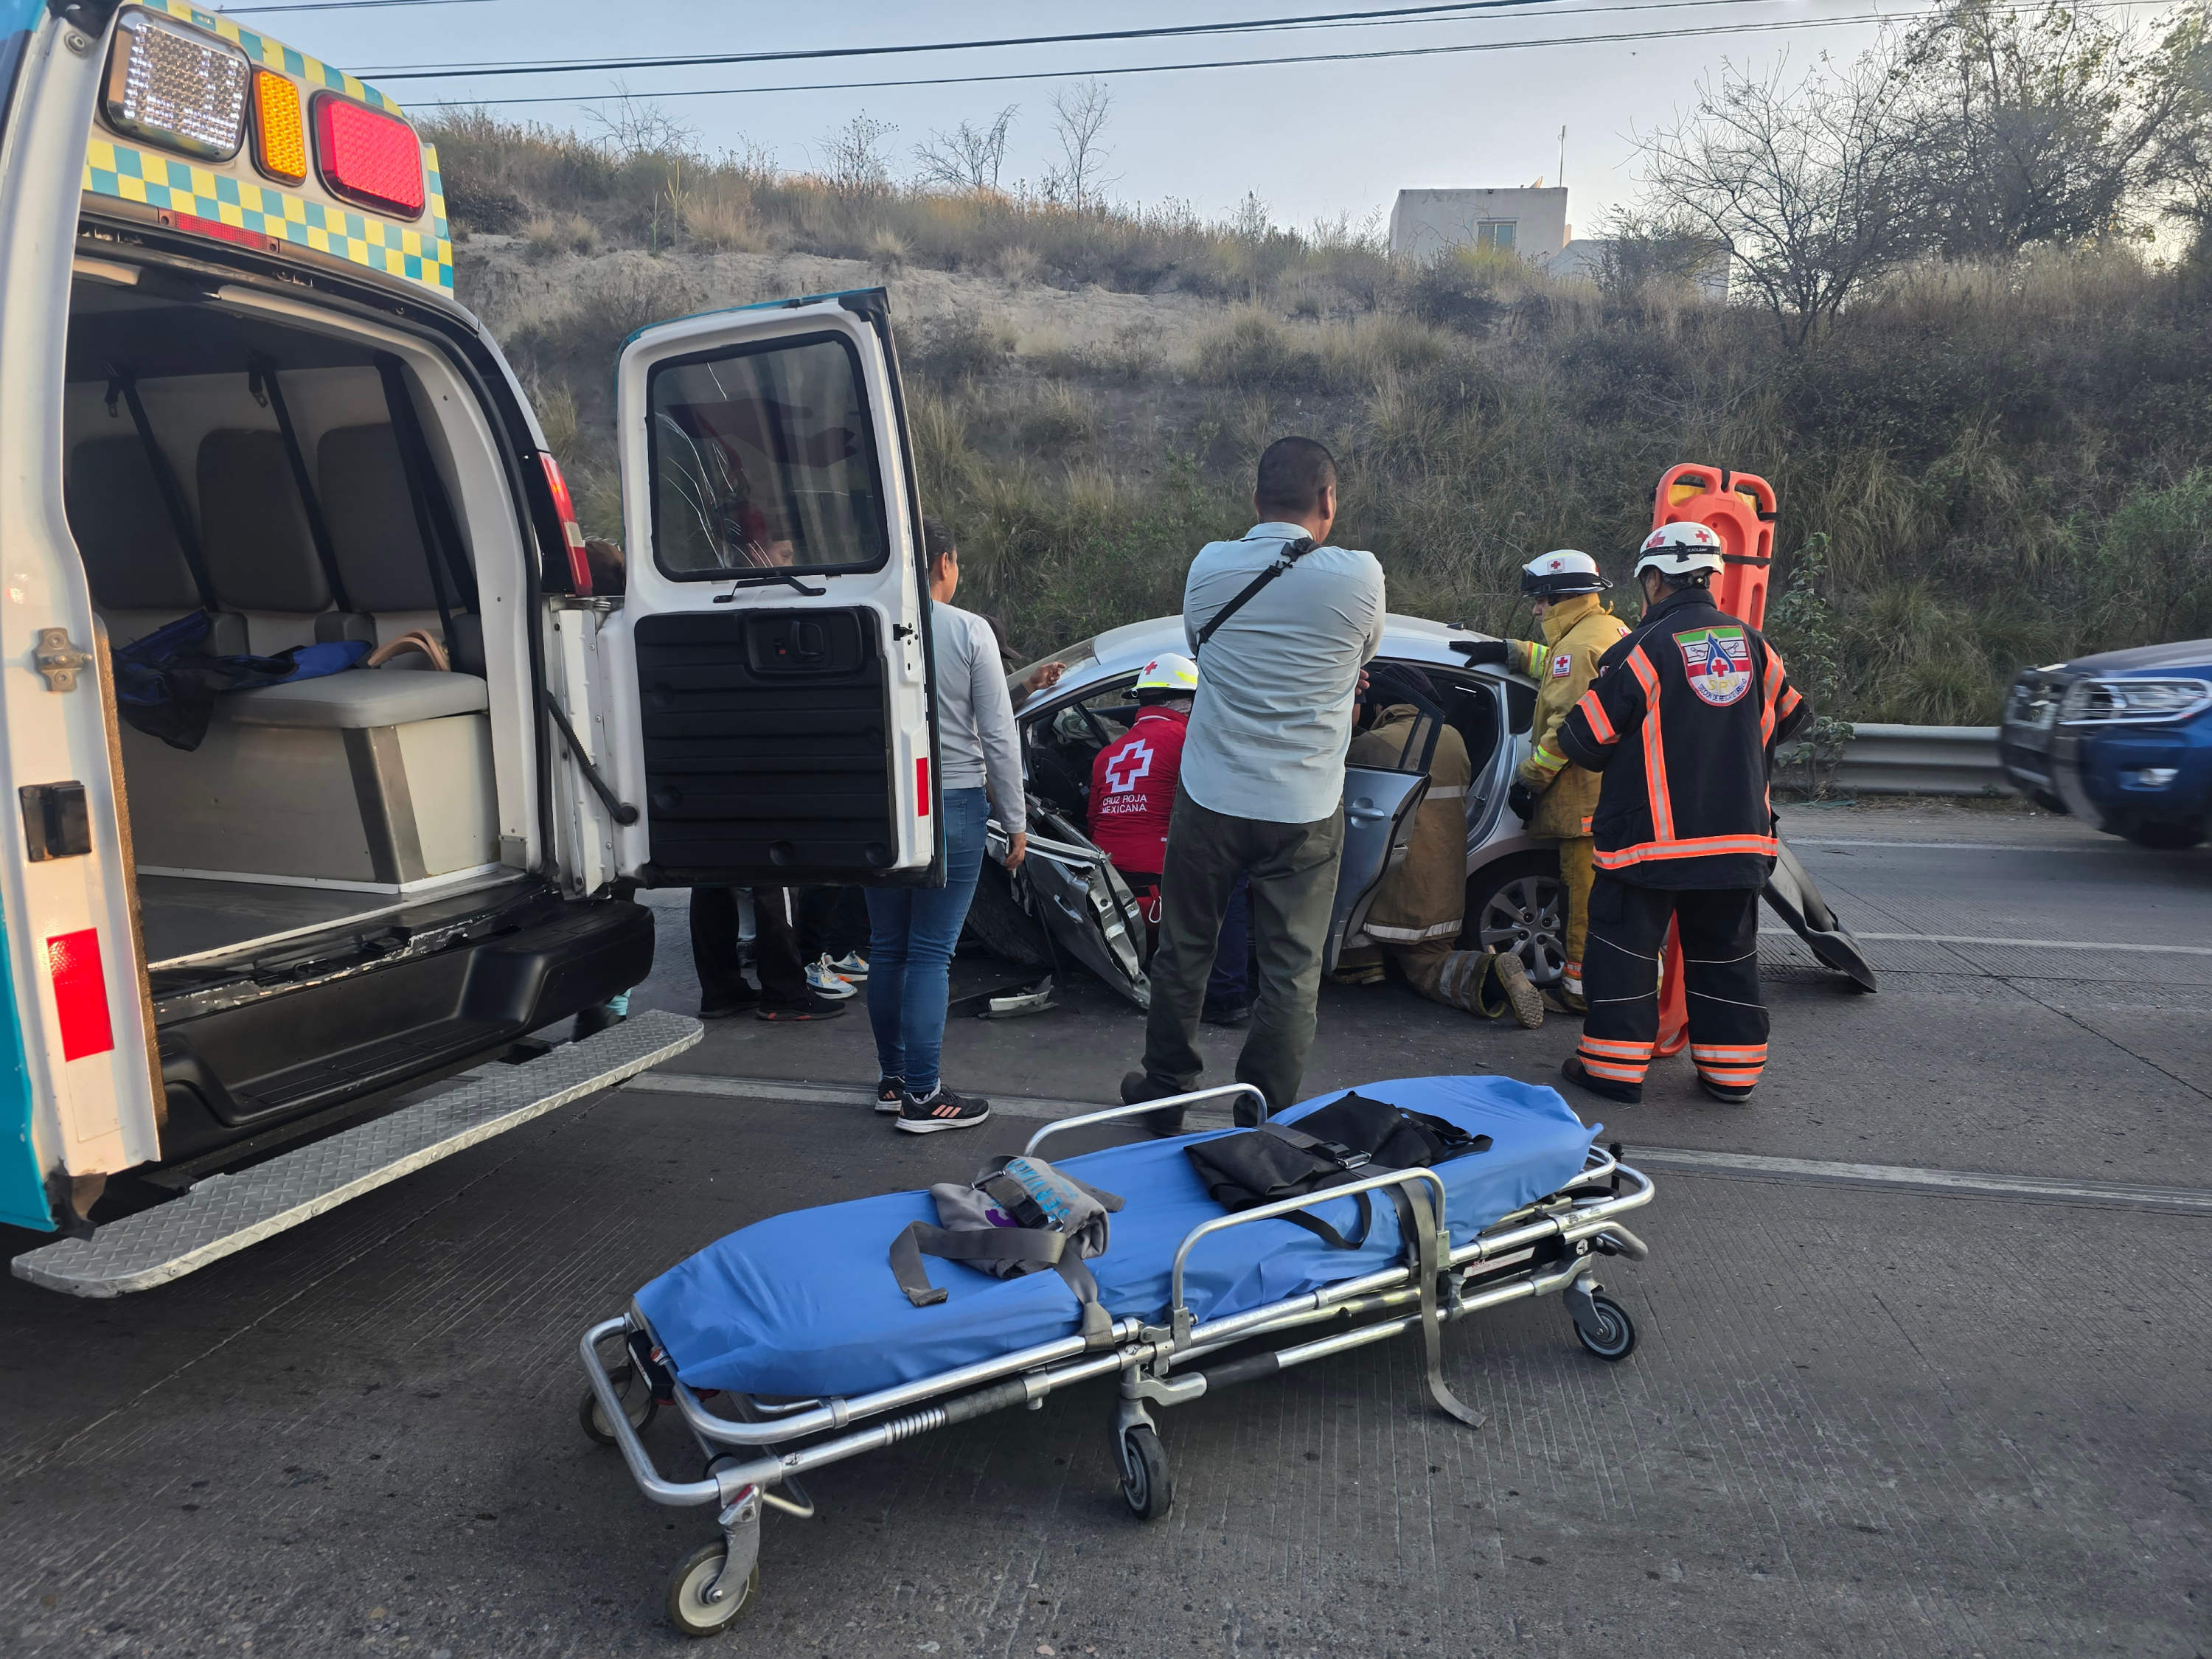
(961, 860, 1052, 968)
(1467, 852, 1567, 987)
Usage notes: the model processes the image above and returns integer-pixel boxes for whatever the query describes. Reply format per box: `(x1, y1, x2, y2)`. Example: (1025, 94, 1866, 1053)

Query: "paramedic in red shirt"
(1090, 655, 1251, 1023)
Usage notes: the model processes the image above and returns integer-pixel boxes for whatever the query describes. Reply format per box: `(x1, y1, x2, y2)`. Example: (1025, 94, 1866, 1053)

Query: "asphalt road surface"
(4, 802, 2208, 1658)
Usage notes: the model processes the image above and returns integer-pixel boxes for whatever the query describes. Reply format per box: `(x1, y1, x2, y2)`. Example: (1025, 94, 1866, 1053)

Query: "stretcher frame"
(574, 1083, 1657, 1634)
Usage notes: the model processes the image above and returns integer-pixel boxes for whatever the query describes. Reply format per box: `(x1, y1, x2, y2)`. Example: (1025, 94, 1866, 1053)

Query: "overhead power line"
(363, 0, 1611, 81)
(403, 4, 2065, 111)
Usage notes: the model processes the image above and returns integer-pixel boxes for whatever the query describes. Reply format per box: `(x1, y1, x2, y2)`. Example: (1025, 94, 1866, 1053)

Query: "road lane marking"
(623, 1072, 2211, 1215)
(1858, 933, 2212, 956)
(1626, 1148, 2211, 1214)
(1793, 838, 2121, 853)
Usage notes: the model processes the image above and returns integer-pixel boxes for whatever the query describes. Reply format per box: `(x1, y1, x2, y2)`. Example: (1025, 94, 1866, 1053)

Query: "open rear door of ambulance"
(0, 4, 164, 1240)
(592, 290, 940, 889)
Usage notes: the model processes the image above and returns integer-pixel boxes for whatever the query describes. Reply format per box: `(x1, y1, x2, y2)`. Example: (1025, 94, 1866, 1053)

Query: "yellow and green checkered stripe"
(84, 139, 454, 295)
(145, 0, 404, 116)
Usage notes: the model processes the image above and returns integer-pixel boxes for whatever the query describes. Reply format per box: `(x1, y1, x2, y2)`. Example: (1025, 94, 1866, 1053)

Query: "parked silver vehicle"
(967, 611, 1878, 1005)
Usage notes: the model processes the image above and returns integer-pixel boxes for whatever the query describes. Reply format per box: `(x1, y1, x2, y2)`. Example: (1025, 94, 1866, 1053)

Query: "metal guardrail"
(1781, 723, 2008, 796)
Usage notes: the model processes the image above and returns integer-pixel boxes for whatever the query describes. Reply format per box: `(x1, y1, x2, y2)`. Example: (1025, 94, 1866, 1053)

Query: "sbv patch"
(1676, 625, 1751, 706)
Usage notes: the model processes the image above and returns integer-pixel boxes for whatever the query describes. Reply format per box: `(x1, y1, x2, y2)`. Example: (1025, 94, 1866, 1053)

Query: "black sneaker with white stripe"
(874, 1076, 907, 1115)
(894, 1084, 992, 1134)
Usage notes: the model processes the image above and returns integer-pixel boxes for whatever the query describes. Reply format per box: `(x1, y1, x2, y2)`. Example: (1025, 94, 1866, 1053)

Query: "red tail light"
(313, 93, 424, 218)
(539, 453, 592, 594)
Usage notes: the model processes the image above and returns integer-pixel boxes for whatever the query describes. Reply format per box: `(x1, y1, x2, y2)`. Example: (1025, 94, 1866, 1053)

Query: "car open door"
(582, 289, 939, 888)
(0, 14, 164, 1235)
(1326, 768, 1430, 973)
(990, 806, 1152, 1008)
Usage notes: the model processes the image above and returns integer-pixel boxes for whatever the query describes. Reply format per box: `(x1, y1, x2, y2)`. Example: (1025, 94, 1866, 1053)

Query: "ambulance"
(0, 1, 938, 1292)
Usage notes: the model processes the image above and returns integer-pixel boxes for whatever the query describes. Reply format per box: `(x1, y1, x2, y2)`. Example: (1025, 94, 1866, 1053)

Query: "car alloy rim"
(1480, 875, 1565, 986)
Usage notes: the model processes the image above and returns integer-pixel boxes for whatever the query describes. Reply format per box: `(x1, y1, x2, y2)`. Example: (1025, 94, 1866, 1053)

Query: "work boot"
(1697, 1075, 1755, 1105)
(1329, 961, 1385, 987)
(1561, 1054, 1641, 1105)
(1491, 952, 1544, 1029)
(1121, 1069, 1187, 1135)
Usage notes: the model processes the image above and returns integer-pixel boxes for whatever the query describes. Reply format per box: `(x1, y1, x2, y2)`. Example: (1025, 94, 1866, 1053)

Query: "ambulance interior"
(61, 273, 529, 979)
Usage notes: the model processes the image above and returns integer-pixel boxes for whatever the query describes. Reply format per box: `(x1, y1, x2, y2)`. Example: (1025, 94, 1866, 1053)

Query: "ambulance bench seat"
(120, 668, 498, 891)
(65, 434, 249, 655)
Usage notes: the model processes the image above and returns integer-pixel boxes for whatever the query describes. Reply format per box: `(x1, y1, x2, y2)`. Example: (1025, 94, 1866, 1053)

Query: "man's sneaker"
(874, 1076, 908, 1114)
(1201, 1000, 1252, 1027)
(698, 995, 757, 1020)
(895, 1085, 991, 1134)
(828, 951, 869, 981)
(755, 990, 846, 1021)
(1492, 952, 1544, 1029)
(1561, 1054, 1641, 1105)
(806, 956, 858, 998)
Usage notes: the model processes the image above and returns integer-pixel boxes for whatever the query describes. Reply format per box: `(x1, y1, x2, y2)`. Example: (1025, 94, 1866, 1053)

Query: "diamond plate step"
(13, 1010, 703, 1298)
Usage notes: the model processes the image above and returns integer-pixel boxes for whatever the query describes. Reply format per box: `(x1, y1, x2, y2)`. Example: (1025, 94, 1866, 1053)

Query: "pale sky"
(246, 0, 2176, 237)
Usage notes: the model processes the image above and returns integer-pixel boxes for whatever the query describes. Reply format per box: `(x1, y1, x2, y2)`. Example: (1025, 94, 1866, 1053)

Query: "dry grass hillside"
(433, 112, 2212, 726)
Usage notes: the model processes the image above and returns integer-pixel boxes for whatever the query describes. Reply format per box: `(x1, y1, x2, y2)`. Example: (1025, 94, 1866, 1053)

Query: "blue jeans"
(865, 787, 988, 1093)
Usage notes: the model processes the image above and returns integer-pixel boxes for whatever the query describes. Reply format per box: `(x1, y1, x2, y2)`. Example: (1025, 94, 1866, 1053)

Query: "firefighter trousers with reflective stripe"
(1559, 835, 1596, 996)
(1577, 875, 1769, 1089)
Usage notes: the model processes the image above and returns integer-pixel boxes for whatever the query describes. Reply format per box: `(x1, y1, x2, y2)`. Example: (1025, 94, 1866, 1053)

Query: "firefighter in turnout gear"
(1550, 523, 1809, 1105)
(1456, 551, 1628, 1010)
(1336, 667, 1544, 1028)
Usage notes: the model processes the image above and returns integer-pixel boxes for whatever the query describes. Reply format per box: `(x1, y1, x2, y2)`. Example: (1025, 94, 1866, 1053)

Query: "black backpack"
(1183, 1091, 1491, 1248)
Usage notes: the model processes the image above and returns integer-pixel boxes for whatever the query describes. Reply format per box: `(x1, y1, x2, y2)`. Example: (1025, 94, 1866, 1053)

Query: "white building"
(1388, 187, 1569, 262)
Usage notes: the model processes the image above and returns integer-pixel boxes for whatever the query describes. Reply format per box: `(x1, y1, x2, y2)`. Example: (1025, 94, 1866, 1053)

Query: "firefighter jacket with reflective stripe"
(1088, 706, 1189, 874)
(1346, 706, 1472, 945)
(1505, 593, 1630, 840)
(1555, 588, 1809, 890)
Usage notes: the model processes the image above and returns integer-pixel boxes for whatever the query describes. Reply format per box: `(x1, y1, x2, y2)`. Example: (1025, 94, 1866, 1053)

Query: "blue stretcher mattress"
(636, 1076, 1598, 1400)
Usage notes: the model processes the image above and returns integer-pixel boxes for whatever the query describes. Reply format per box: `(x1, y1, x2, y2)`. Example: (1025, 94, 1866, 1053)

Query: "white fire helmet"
(1133, 652, 1199, 698)
(1633, 521, 1725, 582)
(1520, 549, 1612, 597)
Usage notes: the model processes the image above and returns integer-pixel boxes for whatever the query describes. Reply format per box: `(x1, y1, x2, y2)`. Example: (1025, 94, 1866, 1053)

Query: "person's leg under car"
(1393, 940, 1543, 1027)
(689, 886, 755, 1015)
(1235, 805, 1345, 1120)
(1131, 787, 1249, 1121)
(1557, 835, 1596, 1010)
(1564, 874, 1672, 1104)
(750, 887, 816, 1010)
(1675, 886, 1769, 1102)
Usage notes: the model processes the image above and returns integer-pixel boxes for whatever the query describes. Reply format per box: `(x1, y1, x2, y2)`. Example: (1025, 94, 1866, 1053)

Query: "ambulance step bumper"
(12, 1009, 703, 1298)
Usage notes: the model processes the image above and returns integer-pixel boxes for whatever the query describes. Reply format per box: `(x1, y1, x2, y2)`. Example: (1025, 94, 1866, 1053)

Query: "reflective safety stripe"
(1595, 832, 1779, 869)
(1691, 1043, 1769, 1061)
(1528, 744, 1566, 774)
(1574, 686, 1617, 746)
(1576, 1051, 1650, 1082)
(1760, 643, 1790, 742)
(1696, 1064, 1764, 1085)
(1425, 784, 1468, 801)
(1627, 646, 1673, 842)
(1579, 1036, 1655, 1060)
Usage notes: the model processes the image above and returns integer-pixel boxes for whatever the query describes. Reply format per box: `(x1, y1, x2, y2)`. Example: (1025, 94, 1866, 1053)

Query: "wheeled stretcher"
(575, 1075, 1657, 1635)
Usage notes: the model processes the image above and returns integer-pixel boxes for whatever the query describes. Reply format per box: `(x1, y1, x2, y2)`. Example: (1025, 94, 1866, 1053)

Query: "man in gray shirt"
(1123, 437, 1385, 1127)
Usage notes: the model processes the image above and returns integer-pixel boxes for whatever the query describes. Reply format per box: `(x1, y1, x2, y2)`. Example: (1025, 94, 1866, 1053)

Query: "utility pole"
(1558, 125, 1566, 188)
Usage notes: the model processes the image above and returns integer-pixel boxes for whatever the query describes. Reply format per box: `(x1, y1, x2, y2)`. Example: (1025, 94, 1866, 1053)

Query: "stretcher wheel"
(1573, 1293, 1637, 1361)
(579, 1361, 657, 1445)
(1119, 1425, 1173, 1520)
(665, 1540, 759, 1637)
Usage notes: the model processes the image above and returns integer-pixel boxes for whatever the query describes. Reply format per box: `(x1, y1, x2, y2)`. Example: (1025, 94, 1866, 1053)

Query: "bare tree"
(820, 114, 897, 196)
(1593, 206, 1728, 302)
(2142, 4, 2212, 251)
(1636, 53, 1920, 344)
(914, 105, 1018, 193)
(585, 83, 698, 159)
(1894, 1, 2195, 257)
(1046, 79, 1117, 212)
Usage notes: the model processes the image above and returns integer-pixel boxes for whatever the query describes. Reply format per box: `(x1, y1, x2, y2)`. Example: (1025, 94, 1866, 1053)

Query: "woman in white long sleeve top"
(869, 518, 1029, 1134)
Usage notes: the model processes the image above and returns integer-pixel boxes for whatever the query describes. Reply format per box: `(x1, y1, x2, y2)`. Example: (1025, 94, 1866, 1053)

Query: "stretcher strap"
(1388, 1183, 1485, 1429)
(888, 1222, 1116, 1348)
